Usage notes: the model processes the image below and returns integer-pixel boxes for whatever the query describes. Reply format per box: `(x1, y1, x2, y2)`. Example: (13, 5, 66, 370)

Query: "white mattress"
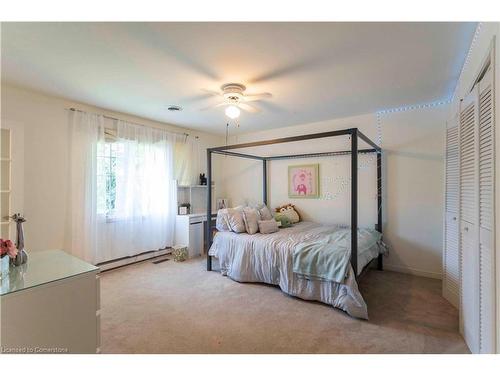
(208, 221, 382, 319)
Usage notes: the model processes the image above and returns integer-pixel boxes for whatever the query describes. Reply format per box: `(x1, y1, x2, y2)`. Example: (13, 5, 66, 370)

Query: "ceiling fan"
(201, 83, 272, 119)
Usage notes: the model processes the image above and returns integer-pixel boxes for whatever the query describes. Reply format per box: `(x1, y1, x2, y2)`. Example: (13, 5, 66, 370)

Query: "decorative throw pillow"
(257, 205, 273, 221)
(226, 207, 246, 233)
(216, 209, 231, 231)
(285, 209, 300, 224)
(242, 207, 259, 234)
(258, 219, 279, 234)
(275, 204, 300, 223)
(275, 213, 293, 228)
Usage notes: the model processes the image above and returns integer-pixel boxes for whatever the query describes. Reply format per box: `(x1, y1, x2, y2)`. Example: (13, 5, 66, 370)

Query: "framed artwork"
(288, 164, 319, 198)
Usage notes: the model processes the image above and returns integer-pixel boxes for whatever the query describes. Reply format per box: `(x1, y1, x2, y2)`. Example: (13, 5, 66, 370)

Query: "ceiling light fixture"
(225, 105, 240, 119)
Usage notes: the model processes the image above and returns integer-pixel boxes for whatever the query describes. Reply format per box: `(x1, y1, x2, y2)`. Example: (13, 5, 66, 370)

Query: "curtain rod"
(67, 107, 199, 139)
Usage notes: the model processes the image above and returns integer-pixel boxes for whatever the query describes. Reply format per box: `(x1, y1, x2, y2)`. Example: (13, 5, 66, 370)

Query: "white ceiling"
(1, 22, 476, 135)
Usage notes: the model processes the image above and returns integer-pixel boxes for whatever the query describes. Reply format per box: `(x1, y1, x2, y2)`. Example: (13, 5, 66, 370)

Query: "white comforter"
(209, 221, 382, 319)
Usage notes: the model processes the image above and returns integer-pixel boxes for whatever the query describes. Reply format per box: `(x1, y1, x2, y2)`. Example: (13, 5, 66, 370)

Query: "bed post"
(206, 149, 213, 271)
(351, 129, 358, 277)
(377, 151, 383, 271)
(263, 159, 268, 205)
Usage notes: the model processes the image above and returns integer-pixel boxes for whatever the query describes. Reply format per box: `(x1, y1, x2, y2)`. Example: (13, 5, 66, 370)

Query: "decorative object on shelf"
(5, 261, 28, 292)
(172, 246, 188, 262)
(10, 213, 28, 266)
(216, 198, 228, 210)
(1, 253, 10, 281)
(1, 238, 18, 280)
(288, 164, 320, 198)
(199, 173, 207, 185)
(178, 203, 191, 215)
(1, 255, 9, 280)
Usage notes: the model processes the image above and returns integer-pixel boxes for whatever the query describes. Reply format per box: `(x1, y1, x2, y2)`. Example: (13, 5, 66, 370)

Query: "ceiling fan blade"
(200, 102, 227, 111)
(244, 93, 273, 102)
(201, 88, 222, 97)
(238, 102, 261, 113)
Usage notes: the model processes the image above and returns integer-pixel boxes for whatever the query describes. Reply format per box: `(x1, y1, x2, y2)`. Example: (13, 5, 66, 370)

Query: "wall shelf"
(177, 183, 216, 215)
(178, 184, 214, 189)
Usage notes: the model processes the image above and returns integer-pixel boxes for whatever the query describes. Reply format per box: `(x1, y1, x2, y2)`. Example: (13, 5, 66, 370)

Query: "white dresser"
(0, 250, 100, 354)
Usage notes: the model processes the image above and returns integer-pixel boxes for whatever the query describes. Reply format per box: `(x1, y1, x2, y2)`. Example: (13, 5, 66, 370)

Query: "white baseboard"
(442, 286, 460, 308)
(98, 249, 171, 272)
(384, 263, 442, 280)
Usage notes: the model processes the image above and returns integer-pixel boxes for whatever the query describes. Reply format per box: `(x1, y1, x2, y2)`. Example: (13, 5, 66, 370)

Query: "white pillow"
(257, 205, 273, 220)
(258, 219, 279, 234)
(242, 207, 259, 235)
(216, 209, 231, 231)
(226, 207, 246, 233)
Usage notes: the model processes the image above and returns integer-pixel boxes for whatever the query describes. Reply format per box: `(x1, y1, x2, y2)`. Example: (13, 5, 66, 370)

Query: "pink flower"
(0, 238, 18, 259)
(5, 240, 18, 258)
(0, 239, 7, 256)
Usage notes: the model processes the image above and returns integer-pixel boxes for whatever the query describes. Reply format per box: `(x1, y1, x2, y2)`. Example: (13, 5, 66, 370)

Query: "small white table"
(0, 250, 100, 354)
(175, 212, 217, 258)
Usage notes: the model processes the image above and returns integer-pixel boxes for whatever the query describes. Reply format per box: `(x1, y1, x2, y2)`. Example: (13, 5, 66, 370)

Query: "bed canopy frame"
(205, 127, 383, 279)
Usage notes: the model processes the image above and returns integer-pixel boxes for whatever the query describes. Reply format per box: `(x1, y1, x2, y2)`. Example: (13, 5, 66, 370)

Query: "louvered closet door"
(443, 120, 460, 308)
(477, 68, 495, 354)
(459, 87, 480, 354)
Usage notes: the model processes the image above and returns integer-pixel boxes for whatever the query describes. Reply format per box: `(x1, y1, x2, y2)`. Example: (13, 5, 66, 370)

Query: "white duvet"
(208, 221, 383, 319)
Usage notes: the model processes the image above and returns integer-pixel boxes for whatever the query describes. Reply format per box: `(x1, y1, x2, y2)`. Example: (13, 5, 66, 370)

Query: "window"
(97, 141, 123, 217)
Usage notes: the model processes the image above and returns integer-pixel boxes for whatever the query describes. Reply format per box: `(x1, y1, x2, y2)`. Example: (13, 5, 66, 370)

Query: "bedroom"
(1, 1, 499, 371)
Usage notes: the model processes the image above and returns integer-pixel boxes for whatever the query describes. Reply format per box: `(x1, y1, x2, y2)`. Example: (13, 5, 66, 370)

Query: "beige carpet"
(100, 257, 469, 354)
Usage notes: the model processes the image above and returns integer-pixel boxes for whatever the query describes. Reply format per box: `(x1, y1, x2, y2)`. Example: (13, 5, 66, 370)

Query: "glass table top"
(1, 250, 99, 296)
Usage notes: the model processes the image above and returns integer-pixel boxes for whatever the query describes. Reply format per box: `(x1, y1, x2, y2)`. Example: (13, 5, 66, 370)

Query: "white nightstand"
(174, 213, 216, 258)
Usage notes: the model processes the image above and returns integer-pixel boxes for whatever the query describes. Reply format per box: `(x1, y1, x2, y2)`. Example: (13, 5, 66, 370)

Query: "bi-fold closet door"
(459, 87, 480, 353)
(477, 68, 495, 354)
(458, 66, 495, 354)
(443, 117, 460, 308)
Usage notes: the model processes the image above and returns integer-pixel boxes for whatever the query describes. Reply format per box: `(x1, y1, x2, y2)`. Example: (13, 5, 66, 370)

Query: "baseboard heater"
(97, 248, 171, 272)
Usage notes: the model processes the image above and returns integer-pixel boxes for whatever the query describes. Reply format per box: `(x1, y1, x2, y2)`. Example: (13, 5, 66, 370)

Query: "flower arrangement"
(0, 238, 18, 259)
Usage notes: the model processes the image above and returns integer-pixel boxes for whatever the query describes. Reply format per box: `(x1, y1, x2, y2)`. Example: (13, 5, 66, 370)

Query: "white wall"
(0, 84, 225, 252)
(448, 22, 500, 353)
(221, 105, 448, 279)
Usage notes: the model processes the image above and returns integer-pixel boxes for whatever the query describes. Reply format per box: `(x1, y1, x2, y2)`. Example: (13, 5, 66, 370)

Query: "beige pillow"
(226, 207, 245, 233)
(242, 207, 259, 235)
(216, 209, 231, 231)
(258, 219, 279, 234)
(258, 205, 273, 220)
(282, 207, 300, 223)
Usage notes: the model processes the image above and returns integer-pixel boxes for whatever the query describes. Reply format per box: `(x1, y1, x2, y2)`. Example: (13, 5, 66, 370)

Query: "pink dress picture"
(288, 164, 319, 198)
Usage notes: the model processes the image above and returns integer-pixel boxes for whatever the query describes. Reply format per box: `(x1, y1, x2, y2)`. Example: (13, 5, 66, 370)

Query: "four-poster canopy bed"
(204, 127, 383, 318)
(205, 127, 383, 277)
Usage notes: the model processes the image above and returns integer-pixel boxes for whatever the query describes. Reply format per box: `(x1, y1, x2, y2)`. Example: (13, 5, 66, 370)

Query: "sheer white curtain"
(174, 135, 201, 186)
(68, 112, 179, 264)
(67, 111, 105, 263)
(97, 121, 178, 263)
